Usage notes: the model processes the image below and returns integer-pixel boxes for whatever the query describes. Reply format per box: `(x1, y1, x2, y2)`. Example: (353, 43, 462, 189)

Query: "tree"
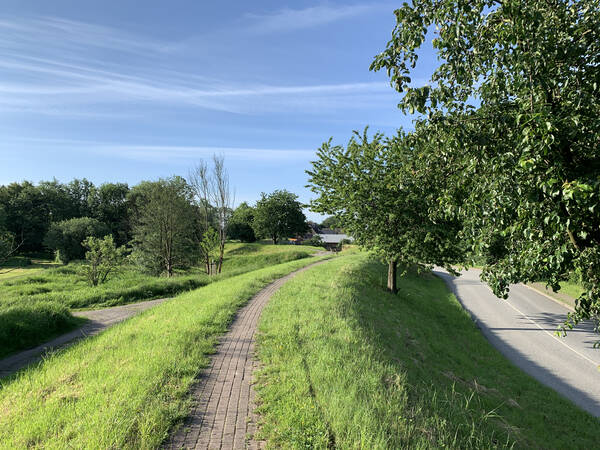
(371, 1, 600, 331)
(43, 217, 110, 263)
(253, 190, 308, 245)
(89, 182, 131, 246)
(308, 129, 464, 292)
(211, 155, 234, 273)
(130, 177, 198, 277)
(188, 156, 234, 274)
(320, 216, 339, 230)
(227, 202, 256, 242)
(199, 227, 221, 275)
(82, 235, 127, 286)
(0, 181, 49, 252)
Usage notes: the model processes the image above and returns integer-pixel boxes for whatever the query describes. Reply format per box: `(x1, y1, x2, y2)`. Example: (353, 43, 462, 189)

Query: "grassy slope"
(255, 253, 598, 449)
(0, 244, 320, 359)
(0, 244, 321, 310)
(0, 258, 59, 281)
(0, 254, 331, 449)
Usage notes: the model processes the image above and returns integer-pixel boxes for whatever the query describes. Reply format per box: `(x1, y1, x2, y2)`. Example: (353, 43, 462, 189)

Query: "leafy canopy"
(371, 0, 600, 331)
(253, 190, 307, 245)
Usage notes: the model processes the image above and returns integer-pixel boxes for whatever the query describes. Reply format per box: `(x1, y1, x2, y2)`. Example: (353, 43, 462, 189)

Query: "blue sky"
(0, 1, 429, 221)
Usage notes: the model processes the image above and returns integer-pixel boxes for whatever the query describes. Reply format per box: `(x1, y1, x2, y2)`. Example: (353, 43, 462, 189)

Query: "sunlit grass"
(0, 253, 332, 448)
(0, 243, 320, 358)
(254, 253, 598, 449)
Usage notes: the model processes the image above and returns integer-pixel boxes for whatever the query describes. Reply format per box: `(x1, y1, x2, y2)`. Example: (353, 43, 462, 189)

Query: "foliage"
(306, 234, 324, 248)
(227, 202, 256, 242)
(199, 228, 220, 275)
(255, 253, 598, 449)
(320, 216, 339, 229)
(89, 182, 131, 246)
(0, 179, 132, 253)
(43, 217, 110, 264)
(307, 129, 464, 292)
(253, 189, 308, 245)
(0, 301, 84, 359)
(82, 235, 127, 286)
(371, 0, 600, 332)
(130, 177, 198, 277)
(0, 255, 331, 449)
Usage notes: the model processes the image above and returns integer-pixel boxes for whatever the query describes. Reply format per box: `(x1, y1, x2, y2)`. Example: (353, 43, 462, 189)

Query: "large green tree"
(371, 0, 600, 331)
(130, 177, 198, 277)
(89, 182, 131, 246)
(308, 129, 464, 292)
(43, 217, 110, 263)
(253, 190, 307, 245)
(227, 202, 256, 242)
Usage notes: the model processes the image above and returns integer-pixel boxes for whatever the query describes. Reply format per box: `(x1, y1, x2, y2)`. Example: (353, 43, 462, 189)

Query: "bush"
(0, 301, 83, 358)
(44, 217, 110, 263)
(306, 235, 325, 248)
(82, 235, 127, 286)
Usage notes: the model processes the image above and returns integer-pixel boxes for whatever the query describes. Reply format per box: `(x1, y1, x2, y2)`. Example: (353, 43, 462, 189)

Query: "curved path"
(435, 268, 600, 417)
(167, 261, 326, 450)
(0, 298, 169, 377)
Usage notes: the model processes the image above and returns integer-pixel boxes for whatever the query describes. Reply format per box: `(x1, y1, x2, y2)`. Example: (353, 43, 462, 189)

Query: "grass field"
(0, 243, 322, 359)
(254, 253, 598, 449)
(0, 253, 331, 448)
(0, 257, 59, 281)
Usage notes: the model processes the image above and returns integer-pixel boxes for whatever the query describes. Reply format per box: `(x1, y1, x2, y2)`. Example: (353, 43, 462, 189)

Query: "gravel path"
(167, 261, 326, 450)
(0, 298, 169, 377)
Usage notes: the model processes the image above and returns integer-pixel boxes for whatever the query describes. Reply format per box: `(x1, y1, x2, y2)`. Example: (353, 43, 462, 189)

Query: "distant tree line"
(0, 159, 308, 279)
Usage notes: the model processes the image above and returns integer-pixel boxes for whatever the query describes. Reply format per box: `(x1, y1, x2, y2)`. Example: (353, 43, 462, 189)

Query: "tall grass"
(254, 253, 598, 449)
(0, 244, 319, 359)
(0, 254, 331, 448)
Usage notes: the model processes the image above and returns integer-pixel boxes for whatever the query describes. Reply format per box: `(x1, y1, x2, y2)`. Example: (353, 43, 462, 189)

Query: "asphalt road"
(434, 268, 600, 418)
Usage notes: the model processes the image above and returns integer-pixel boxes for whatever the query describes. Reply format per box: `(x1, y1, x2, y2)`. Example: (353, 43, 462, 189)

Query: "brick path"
(0, 298, 168, 377)
(167, 261, 325, 450)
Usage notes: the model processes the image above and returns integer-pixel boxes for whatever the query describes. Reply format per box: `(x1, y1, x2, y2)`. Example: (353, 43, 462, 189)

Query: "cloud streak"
(243, 4, 378, 34)
(0, 10, 397, 117)
(2, 136, 315, 162)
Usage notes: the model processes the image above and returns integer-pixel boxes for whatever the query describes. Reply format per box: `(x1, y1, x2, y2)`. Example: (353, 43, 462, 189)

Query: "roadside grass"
(254, 253, 598, 449)
(0, 254, 332, 449)
(0, 243, 319, 359)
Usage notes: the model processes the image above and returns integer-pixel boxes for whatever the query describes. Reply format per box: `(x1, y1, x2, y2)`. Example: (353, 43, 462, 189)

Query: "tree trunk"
(387, 259, 397, 293)
(217, 238, 225, 273)
(272, 236, 278, 245)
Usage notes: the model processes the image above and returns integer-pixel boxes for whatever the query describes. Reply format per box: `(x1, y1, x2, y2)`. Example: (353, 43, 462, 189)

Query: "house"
(317, 233, 353, 251)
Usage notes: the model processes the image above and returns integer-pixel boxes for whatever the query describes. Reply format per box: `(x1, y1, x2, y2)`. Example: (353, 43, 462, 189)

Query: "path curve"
(435, 268, 600, 417)
(166, 260, 327, 450)
(0, 298, 169, 377)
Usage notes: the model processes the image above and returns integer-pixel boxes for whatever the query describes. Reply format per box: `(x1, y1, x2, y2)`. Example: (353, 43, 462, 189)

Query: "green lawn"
(0, 243, 322, 359)
(0, 253, 331, 448)
(254, 253, 598, 449)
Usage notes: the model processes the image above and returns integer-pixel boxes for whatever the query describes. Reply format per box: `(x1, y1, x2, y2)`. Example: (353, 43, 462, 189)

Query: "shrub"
(0, 301, 83, 358)
(82, 235, 127, 286)
(44, 217, 110, 263)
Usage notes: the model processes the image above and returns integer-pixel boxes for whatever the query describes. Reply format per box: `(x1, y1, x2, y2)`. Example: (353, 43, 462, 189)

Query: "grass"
(0, 257, 59, 281)
(254, 253, 598, 449)
(0, 243, 320, 359)
(0, 253, 332, 448)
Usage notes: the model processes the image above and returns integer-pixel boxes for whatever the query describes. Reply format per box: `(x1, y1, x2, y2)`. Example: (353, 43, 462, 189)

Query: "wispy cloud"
(2, 136, 314, 162)
(0, 16, 168, 56)
(243, 4, 379, 34)
(0, 12, 396, 117)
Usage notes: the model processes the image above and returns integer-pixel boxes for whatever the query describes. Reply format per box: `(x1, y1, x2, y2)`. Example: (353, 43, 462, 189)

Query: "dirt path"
(166, 261, 326, 450)
(0, 298, 169, 377)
